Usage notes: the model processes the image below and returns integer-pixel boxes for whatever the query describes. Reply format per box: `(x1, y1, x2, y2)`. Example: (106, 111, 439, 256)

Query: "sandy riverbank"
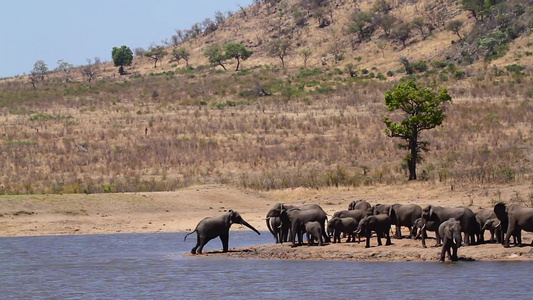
(1, 183, 532, 261)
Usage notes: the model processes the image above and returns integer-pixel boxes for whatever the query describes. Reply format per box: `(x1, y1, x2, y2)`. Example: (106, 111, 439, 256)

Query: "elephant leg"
(365, 232, 371, 248)
(385, 231, 392, 245)
(376, 231, 383, 246)
(451, 245, 458, 261)
(421, 229, 427, 248)
(435, 232, 442, 247)
(321, 223, 330, 243)
(220, 234, 229, 252)
(439, 242, 447, 262)
(463, 232, 470, 246)
(395, 224, 402, 239)
(195, 236, 210, 255)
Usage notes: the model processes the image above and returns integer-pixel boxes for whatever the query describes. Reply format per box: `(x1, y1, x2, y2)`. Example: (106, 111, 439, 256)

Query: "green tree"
(300, 49, 312, 68)
(204, 43, 227, 70)
(172, 48, 191, 67)
(392, 22, 412, 48)
(144, 45, 168, 68)
(112, 45, 133, 75)
(224, 43, 253, 71)
(446, 20, 464, 40)
(382, 80, 452, 180)
(268, 38, 292, 69)
(347, 11, 373, 42)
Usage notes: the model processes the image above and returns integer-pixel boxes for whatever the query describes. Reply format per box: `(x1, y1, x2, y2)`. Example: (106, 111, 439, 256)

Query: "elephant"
(474, 209, 498, 243)
(332, 209, 367, 222)
(280, 204, 330, 247)
(438, 218, 462, 262)
(184, 210, 260, 254)
(305, 221, 324, 246)
(421, 205, 478, 246)
(414, 217, 441, 248)
(390, 204, 422, 239)
(267, 216, 283, 243)
(369, 204, 393, 216)
(266, 203, 323, 243)
(355, 214, 392, 248)
(494, 202, 533, 248)
(348, 199, 372, 211)
(482, 218, 501, 243)
(328, 217, 359, 243)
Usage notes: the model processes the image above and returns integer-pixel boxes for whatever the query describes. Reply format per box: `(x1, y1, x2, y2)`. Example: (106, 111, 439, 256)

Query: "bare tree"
(55, 59, 74, 82)
(268, 38, 291, 69)
(80, 58, 99, 88)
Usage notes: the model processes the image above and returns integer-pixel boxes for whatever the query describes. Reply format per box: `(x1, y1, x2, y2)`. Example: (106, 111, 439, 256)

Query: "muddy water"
(1, 232, 531, 299)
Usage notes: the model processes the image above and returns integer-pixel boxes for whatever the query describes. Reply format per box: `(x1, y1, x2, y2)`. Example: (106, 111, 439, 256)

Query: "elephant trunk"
(241, 219, 261, 235)
(454, 231, 462, 248)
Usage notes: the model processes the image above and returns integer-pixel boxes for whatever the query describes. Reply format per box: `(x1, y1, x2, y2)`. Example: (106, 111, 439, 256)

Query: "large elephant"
(494, 202, 533, 248)
(265, 203, 323, 243)
(184, 210, 260, 254)
(348, 199, 372, 211)
(391, 204, 422, 238)
(305, 221, 324, 246)
(355, 214, 392, 248)
(280, 204, 330, 247)
(328, 217, 359, 243)
(370, 204, 393, 216)
(438, 218, 462, 262)
(421, 205, 478, 246)
(474, 209, 497, 243)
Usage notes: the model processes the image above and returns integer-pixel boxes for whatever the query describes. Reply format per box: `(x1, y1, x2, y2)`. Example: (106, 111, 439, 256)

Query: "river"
(1, 231, 531, 299)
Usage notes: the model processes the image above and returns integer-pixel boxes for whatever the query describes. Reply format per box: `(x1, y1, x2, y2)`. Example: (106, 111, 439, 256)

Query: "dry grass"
(0, 0, 532, 195)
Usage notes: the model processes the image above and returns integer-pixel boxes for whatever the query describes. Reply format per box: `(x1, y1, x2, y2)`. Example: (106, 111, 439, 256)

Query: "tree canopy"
(204, 43, 228, 70)
(224, 43, 253, 71)
(382, 80, 452, 180)
(111, 45, 133, 75)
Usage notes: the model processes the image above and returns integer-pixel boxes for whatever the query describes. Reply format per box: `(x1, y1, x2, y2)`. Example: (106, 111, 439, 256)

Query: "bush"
(376, 73, 387, 80)
(431, 60, 448, 69)
(412, 61, 428, 73)
(454, 70, 466, 79)
(386, 70, 395, 77)
(505, 64, 525, 73)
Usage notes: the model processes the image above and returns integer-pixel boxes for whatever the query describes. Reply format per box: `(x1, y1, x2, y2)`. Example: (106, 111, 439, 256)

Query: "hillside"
(0, 0, 532, 196)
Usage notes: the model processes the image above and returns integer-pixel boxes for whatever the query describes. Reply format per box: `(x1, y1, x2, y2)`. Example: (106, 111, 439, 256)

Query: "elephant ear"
(228, 209, 235, 225)
(493, 202, 507, 222)
(429, 205, 435, 217)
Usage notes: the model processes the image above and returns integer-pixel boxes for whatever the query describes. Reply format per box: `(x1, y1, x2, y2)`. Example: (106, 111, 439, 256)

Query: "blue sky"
(0, 0, 253, 78)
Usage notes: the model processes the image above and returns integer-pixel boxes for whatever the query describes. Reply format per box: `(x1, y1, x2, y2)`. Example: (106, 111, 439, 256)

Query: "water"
(1, 232, 532, 299)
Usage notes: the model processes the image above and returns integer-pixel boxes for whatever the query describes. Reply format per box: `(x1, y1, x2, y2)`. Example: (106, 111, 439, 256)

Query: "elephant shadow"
(199, 248, 254, 255)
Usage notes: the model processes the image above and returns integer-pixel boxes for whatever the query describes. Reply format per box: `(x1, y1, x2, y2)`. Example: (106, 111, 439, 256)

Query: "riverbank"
(1, 183, 532, 261)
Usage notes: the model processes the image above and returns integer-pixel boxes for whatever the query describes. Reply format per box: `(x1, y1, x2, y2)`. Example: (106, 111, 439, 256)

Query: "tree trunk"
(218, 61, 227, 70)
(119, 65, 124, 75)
(235, 58, 240, 71)
(408, 133, 418, 180)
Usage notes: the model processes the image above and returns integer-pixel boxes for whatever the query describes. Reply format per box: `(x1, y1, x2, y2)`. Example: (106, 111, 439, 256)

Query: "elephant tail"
(183, 230, 196, 242)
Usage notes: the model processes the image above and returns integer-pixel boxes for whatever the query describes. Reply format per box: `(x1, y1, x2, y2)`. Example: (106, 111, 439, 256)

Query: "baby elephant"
(355, 215, 392, 248)
(328, 217, 359, 243)
(482, 218, 501, 243)
(438, 218, 462, 262)
(305, 221, 324, 246)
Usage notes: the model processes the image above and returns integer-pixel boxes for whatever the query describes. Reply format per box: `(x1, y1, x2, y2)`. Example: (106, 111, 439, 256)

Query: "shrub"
(412, 61, 428, 73)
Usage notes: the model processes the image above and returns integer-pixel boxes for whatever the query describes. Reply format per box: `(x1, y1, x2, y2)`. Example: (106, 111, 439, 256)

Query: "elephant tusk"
(495, 221, 501, 228)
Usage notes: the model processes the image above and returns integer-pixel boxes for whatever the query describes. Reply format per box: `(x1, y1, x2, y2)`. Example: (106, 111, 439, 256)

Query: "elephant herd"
(184, 200, 533, 262)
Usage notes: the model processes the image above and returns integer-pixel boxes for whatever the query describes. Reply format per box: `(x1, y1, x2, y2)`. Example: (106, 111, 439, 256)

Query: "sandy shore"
(1, 183, 532, 261)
